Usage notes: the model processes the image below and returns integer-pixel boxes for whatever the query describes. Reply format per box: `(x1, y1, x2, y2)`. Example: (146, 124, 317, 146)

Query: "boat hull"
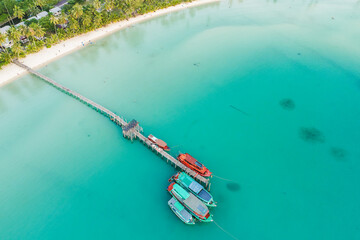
(168, 197, 195, 225)
(177, 153, 212, 177)
(148, 134, 170, 151)
(168, 183, 213, 223)
(171, 172, 216, 207)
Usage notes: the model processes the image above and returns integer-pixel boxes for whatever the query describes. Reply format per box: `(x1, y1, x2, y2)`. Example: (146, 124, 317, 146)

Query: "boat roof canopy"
(183, 153, 202, 167)
(173, 184, 190, 199)
(189, 181, 203, 194)
(179, 172, 195, 186)
(174, 201, 184, 211)
(155, 139, 167, 148)
(123, 119, 138, 132)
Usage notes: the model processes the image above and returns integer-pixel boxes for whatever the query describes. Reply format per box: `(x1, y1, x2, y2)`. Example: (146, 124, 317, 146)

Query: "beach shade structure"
(26, 16, 38, 24)
(49, 7, 62, 16)
(0, 26, 10, 33)
(20, 36, 29, 44)
(36, 11, 48, 20)
(122, 119, 143, 141)
(56, 0, 69, 8)
(0, 26, 13, 48)
(15, 22, 25, 28)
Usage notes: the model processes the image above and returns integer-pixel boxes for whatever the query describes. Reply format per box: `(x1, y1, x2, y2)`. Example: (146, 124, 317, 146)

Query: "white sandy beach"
(0, 0, 219, 86)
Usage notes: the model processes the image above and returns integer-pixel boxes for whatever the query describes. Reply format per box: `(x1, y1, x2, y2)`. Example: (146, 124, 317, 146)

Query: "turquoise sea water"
(1, 0, 360, 239)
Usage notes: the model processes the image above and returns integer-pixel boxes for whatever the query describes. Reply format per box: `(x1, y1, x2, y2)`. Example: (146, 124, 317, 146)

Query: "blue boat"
(168, 182, 213, 222)
(170, 172, 216, 207)
(168, 197, 195, 225)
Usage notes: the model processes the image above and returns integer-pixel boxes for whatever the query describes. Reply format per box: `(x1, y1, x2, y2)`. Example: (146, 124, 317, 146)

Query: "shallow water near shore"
(1, 0, 360, 239)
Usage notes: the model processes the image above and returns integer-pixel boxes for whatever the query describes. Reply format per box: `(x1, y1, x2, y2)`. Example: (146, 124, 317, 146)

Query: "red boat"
(177, 153, 212, 177)
(148, 134, 170, 151)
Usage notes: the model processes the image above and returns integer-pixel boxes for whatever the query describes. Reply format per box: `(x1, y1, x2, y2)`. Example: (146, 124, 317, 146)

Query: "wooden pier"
(14, 60, 210, 186)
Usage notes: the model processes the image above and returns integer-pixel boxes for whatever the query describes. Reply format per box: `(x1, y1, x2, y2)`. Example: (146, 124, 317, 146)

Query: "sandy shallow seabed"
(0, 0, 219, 87)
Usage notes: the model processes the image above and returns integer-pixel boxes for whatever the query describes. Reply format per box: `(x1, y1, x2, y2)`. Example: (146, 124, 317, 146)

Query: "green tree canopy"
(13, 5, 25, 20)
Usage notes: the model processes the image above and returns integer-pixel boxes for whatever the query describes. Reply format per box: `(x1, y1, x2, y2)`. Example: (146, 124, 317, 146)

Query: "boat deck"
(184, 194, 208, 216)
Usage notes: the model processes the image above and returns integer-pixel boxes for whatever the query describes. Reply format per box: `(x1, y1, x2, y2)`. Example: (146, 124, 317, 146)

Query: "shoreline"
(0, 0, 219, 87)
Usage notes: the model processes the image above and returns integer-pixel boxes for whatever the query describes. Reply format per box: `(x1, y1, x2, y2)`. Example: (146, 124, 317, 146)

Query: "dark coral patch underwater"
(330, 147, 347, 161)
(279, 98, 295, 110)
(299, 127, 325, 143)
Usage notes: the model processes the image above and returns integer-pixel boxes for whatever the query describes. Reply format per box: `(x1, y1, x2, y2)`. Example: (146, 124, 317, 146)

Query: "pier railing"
(13, 60, 210, 186)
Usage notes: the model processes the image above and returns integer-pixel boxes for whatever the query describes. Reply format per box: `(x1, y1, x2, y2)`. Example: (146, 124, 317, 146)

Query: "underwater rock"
(330, 147, 347, 161)
(279, 98, 295, 110)
(226, 182, 240, 192)
(299, 127, 325, 143)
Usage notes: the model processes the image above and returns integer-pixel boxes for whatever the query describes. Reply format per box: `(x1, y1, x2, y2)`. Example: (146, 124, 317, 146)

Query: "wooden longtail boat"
(148, 134, 170, 151)
(168, 197, 195, 225)
(167, 182, 213, 222)
(170, 172, 216, 207)
(177, 153, 212, 177)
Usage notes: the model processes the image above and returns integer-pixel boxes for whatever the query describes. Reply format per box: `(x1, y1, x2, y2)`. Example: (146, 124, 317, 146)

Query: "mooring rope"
(213, 220, 239, 240)
(229, 105, 250, 116)
(170, 145, 181, 149)
(212, 174, 237, 183)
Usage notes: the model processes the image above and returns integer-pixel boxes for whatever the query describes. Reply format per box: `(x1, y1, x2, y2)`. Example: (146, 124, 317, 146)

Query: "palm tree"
(68, 17, 80, 34)
(11, 42, 23, 59)
(114, 0, 123, 9)
(50, 15, 59, 34)
(49, 34, 58, 44)
(3, 1, 15, 25)
(18, 25, 28, 42)
(32, 23, 45, 40)
(0, 32, 10, 55)
(0, 50, 13, 63)
(120, 0, 131, 18)
(13, 5, 25, 21)
(7, 27, 21, 43)
(82, 14, 92, 31)
(0, 33, 6, 47)
(58, 14, 67, 27)
(34, 0, 45, 11)
(93, 0, 101, 12)
(131, 0, 144, 15)
(71, 4, 84, 21)
(121, 0, 140, 18)
(94, 14, 102, 29)
(27, 3, 40, 16)
(105, 0, 115, 13)
(27, 24, 36, 45)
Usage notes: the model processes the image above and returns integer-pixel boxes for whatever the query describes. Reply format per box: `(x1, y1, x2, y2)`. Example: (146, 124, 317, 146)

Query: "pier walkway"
(14, 60, 210, 186)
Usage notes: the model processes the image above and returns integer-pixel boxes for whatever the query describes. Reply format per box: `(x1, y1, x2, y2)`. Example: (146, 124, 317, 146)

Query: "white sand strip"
(0, 0, 219, 87)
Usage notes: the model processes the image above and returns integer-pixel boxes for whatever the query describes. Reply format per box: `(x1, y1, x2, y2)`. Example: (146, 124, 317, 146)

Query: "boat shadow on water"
(226, 182, 240, 192)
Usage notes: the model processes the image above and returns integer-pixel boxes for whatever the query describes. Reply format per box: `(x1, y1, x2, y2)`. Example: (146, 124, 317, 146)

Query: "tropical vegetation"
(0, 0, 192, 69)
